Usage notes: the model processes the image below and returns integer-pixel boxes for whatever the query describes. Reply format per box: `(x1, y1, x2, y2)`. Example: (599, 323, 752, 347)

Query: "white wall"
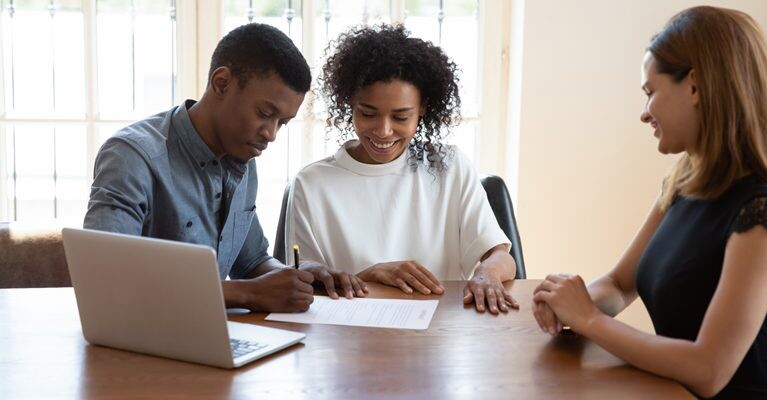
(514, 0, 767, 331)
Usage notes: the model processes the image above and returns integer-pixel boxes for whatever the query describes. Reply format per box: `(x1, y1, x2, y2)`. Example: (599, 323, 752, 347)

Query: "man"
(84, 23, 365, 312)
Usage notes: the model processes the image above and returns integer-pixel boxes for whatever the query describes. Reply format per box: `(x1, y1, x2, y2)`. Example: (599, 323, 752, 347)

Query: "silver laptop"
(62, 228, 306, 369)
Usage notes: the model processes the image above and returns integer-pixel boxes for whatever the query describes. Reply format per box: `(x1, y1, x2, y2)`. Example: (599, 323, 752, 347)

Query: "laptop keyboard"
(230, 338, 269, 358)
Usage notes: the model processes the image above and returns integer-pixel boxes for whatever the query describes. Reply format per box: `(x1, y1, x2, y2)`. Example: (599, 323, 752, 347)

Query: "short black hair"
(319, 24, 461, 173)
(209, 23, 311, 93)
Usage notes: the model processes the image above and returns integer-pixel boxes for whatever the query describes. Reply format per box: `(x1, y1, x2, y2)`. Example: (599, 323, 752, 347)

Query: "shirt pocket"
(178, 214, 204, 245)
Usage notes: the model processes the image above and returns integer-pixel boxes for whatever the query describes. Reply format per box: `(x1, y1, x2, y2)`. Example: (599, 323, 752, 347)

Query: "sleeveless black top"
(636, 177, 767, 399)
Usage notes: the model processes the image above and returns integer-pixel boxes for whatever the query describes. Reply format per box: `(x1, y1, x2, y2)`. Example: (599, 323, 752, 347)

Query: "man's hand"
(223, 268, 314, 312)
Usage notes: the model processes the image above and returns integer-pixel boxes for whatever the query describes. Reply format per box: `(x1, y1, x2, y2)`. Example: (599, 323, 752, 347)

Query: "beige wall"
(514, 0, 767, 331)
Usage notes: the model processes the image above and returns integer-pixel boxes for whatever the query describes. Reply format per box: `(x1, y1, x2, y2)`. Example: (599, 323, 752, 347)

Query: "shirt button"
(199, 161, 205, 168)
(215, 192, 222, 199)
(186, 221, 193, 228)
(219, 235, 223, 242)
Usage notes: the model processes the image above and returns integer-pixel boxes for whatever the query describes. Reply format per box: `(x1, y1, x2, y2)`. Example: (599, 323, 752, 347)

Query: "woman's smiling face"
(350, 79, 424, 164)
(640, 52, 700, 155)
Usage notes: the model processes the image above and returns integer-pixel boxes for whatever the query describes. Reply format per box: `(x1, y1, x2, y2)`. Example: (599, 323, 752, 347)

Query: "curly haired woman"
(284, 24, 518, 313)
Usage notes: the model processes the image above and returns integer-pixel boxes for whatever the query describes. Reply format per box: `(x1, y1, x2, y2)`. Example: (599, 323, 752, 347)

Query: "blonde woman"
(533, 6, 767, 398)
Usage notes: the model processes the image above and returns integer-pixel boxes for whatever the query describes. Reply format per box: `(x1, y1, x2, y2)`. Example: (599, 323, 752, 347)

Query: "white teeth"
(370, 139, 396, 149)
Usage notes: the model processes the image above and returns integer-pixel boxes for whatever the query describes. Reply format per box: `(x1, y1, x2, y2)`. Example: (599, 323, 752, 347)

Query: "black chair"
(274, 175, 527, 279)
(273, 183, 291, 264)
(480, 174, 526, 279)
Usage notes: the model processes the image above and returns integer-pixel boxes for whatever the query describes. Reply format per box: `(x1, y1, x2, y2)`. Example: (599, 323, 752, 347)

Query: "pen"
(561, 326, 575, 336)
(293, 244, 299, 269)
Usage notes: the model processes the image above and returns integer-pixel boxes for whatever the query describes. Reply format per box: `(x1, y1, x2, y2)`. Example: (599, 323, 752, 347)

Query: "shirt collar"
(172, 100, 218, 170)
(334, 139, 410, 176)
(221, 156, 246, 176)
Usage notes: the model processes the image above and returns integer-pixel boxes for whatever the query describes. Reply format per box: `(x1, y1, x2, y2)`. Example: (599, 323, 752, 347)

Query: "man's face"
(213, 71, 305, 163)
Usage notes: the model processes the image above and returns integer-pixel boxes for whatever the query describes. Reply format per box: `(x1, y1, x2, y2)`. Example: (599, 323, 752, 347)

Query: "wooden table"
(0, 280, 692, 399)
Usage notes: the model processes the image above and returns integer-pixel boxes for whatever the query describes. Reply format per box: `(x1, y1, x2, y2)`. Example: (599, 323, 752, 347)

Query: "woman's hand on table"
(464, 266, 519, 314)
(533, 300, 564, 335)
(299, 260, 368, 299)
(356, 261, 445, 295)
(533, 274, 602, 333)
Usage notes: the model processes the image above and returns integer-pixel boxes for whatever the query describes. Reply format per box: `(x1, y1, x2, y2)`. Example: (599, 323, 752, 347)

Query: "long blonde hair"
(651, 6, 767, 210)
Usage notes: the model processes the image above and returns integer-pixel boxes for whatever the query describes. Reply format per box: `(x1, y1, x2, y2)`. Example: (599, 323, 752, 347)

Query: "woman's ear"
(419, 103, 426, 117)
(688, 69, 699, 106)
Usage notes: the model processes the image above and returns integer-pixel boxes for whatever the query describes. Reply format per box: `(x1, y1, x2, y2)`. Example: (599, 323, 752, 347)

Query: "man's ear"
(210, 66, 233, 97)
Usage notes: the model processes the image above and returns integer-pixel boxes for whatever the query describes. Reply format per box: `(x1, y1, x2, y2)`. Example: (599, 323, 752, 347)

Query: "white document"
(265, 296, 439, 330)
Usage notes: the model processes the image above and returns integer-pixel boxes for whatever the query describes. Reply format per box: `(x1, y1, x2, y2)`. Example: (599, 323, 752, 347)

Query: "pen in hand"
(293, 244, 300, 269)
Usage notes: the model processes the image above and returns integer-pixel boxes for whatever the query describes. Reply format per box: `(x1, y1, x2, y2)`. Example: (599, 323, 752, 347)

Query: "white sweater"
(285, 140, 510, 279)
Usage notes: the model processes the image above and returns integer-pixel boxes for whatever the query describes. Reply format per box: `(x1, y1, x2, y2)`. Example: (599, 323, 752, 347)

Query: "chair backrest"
(273, 176, 527, 279)
(0, 223, 72, 288)
(273, 184, 291, 264)
(480, 175, 526, 279)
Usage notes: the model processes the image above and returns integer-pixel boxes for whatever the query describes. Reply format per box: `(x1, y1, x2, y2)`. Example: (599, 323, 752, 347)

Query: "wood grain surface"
(0, 280, 693, 399)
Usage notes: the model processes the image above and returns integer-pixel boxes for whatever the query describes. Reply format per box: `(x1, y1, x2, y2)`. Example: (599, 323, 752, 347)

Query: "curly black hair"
(319, 24, 461, 173)
(209, 23, 311, 93)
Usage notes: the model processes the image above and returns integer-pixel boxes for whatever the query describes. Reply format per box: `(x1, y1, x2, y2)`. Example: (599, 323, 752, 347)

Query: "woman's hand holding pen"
(357, 261, 445, 295)
(299, 260, 368, 299)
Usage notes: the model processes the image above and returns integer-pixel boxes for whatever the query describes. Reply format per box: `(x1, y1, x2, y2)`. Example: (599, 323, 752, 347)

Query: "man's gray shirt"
(84, 100, 272, 279)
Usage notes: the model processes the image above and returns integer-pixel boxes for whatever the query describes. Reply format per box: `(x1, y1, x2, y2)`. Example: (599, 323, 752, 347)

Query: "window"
(0, 0, 513, 255)
(0, 0, 178, 224)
